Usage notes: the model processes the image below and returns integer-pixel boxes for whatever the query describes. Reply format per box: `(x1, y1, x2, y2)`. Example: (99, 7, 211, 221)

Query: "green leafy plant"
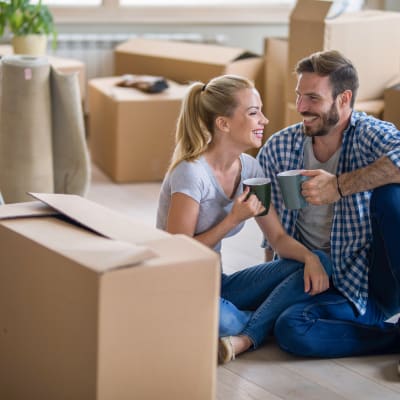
(0, 0, 57, 50)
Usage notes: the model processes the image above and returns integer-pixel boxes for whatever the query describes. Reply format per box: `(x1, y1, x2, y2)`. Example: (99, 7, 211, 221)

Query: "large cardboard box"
(287, 0, 400, 103)
(384, 84, 400, 129)
(263, 37, 288, 139)
(0, 193, 220, 400)
(88, 77, 190, 182)
(114, 38, 264, 95)
(285, 99, 384, 126)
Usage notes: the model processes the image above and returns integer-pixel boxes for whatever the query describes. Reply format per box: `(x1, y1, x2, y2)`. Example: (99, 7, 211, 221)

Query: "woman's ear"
(215, 116, 230, 132)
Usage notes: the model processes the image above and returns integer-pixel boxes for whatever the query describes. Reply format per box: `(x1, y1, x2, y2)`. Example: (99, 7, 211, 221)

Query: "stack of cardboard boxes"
(88, 38, 264, 182)
(263, 0, 400, 137)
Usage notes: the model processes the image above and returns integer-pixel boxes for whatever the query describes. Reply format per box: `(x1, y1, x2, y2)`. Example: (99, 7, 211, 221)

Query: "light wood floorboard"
(88, 164, 400, 400)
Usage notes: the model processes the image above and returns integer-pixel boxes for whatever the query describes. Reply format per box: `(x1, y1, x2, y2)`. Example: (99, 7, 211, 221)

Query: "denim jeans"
(219, 250, 332, 348)
(274, 184, 400, 357)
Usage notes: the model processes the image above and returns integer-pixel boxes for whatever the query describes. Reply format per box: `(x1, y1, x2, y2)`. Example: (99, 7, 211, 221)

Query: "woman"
(156, 75, 331, 363)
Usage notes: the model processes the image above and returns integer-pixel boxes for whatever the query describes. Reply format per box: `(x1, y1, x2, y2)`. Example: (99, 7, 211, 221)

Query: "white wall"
(54, 22, 288, 54)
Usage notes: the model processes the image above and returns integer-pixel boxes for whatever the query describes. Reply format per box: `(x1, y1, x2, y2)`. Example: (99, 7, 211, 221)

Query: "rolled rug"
(51, 68, 90, 196)
(0, 55, 54, 203)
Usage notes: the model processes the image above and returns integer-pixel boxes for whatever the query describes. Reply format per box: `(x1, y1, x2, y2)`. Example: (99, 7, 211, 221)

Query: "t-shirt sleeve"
(169, 161, 204, 203)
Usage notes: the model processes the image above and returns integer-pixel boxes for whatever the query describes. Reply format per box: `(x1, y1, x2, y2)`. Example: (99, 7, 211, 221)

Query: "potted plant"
(0, 0, 57, 55)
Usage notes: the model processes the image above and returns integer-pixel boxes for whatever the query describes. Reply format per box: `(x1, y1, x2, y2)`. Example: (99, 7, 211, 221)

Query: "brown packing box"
(263, 37, 288, 139)
(284, 99, 385, 126)
(287, 0, 400, 103)
(384, 84, 400, 129)
(114, 38, 264, 96)
(0, 193, 220, 400)
(88, 77, 190, 182)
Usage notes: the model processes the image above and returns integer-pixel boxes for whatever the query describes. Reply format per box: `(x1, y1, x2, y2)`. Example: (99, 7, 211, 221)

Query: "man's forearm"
(338, 156, 400, 196)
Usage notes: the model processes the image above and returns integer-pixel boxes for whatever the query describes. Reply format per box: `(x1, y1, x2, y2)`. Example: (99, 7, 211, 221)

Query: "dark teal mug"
(243, 177, 271, 216)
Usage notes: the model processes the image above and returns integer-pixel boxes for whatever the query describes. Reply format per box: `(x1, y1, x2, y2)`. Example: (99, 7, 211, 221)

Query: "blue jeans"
(274, 184, 400, 357)
(219, 250, 332, 348)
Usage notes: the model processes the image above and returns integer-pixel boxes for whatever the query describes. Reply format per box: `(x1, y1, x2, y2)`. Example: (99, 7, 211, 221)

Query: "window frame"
(48, 0, 295, 24)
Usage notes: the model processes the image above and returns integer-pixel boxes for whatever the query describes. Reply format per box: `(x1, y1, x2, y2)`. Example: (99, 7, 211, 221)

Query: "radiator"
(53, 33, 226, 80)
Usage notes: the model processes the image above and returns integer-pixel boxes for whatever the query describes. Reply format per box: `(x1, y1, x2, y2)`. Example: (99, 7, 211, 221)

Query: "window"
(120, 0, 292, 4)
(38, 0, 101, 4)
(40, 0, 295, 24)
(40, 0, 292, 5)
(35, 0, 101, 4)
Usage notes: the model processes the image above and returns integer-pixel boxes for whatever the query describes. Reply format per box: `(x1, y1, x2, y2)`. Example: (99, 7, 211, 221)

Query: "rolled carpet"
(0, 55, 53, 203)
(51, 67, 90, 196)
(0, 55, 90, 203)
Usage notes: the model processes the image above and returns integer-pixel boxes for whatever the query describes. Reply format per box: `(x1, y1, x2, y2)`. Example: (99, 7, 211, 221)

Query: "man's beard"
(302, 101, 340, 137)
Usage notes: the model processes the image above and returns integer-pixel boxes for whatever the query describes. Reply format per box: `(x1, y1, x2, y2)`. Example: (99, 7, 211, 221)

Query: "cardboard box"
(0, 45, 86, 101)
(288, 0, 400, 102)
(285, 99, 385, 126)
(114, 38, 264, 95)
(0, 193, 220, 400)
(384, 84, 400, 129)
(354, 99, 384, 120)
(88, 77, 190, 182)
(284, 102, 302, 127)
(263, 37, 288, 138)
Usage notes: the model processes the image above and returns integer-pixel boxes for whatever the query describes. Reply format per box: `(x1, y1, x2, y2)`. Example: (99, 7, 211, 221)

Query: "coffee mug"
(277, 170, 309, 210)
(243, 177, 271, 216)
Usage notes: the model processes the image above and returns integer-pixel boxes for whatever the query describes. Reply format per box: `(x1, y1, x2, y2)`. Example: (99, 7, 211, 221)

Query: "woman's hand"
(303, 253, 330, 295)
(229, 187, 266, 225)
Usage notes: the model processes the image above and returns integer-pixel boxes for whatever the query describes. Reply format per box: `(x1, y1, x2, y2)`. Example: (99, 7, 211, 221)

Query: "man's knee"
(371, 184, 400, 216)
(274, 304, 317, 357)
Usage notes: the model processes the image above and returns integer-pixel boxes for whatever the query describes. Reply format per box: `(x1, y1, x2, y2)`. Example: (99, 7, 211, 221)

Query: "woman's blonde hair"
(168, 74, 254, 172)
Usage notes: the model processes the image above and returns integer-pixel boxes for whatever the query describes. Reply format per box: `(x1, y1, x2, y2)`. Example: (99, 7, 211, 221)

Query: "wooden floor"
(88, 164, 400, 400)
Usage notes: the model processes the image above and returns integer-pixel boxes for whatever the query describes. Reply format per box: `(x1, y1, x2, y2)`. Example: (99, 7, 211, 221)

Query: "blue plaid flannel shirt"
(257, 111, 400, 315)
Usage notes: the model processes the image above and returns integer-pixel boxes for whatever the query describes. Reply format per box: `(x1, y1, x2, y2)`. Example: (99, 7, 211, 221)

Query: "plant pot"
(11, 34, 48, 56)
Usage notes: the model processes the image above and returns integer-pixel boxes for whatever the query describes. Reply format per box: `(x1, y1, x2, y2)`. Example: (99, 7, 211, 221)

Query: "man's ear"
(339, 90, 352, 107)
(215, 116, 230, 132)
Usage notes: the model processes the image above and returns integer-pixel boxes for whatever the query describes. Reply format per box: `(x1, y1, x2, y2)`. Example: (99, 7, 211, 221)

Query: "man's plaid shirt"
(257, 111, 400, 315)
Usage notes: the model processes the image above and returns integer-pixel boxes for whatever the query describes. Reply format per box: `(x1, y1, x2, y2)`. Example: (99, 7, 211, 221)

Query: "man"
(257, 50, 400, 358)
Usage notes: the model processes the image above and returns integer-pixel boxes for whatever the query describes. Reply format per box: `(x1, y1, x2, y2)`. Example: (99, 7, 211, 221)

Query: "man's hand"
(300, 169, 341, 205)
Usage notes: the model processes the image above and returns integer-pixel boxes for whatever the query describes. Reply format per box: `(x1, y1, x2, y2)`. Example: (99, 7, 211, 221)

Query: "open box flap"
(1, 215, 156, 272)
(0, 201, 58, 220)
(290, 0, 333, 22)
(28, 192, 168, 245)
(0, 194, 162, 272)
(116, 38, 258, 65)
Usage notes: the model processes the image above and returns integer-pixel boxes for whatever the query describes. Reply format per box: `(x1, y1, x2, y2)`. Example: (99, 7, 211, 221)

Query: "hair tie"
(202, 84, 207, 92)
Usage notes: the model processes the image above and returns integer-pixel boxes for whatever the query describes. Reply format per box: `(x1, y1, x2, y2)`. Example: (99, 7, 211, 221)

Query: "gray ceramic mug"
(277, 170, 309, 210)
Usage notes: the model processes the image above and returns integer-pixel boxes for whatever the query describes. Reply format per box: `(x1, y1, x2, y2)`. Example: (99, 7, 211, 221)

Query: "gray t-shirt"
(156, 153, 265, 253)
(296, 137, 340, 253)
